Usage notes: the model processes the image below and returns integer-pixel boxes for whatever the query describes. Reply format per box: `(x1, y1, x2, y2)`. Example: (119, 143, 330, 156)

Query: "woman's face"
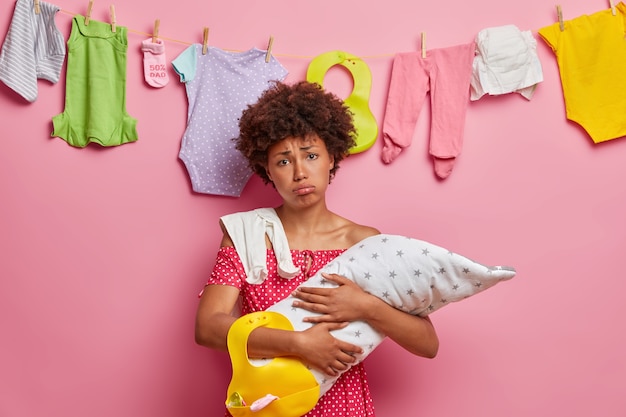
(265, 135, 334, 208)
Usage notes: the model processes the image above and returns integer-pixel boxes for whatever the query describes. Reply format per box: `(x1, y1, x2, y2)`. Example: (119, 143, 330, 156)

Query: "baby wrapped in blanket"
(223, 209, 516, 399)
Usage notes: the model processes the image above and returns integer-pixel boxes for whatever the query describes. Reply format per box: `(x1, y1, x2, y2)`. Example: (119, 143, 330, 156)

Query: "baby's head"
(236, 81, 356, 184)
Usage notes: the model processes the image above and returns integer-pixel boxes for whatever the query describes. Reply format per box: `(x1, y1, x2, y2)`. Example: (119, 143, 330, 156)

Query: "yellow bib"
(225, 311, 320, 417)
(306, 50, 378, 154)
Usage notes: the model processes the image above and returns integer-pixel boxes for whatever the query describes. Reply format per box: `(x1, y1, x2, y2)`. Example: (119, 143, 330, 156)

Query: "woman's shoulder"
(335, 215, 380, 247)
(346, 223, 380, 246)
(218, 207, 276, 248)
(220, 207, 274, 223)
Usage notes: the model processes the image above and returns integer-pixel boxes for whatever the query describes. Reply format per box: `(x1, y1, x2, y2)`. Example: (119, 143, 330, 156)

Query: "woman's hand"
(290, 273, 373, 376)
(291, 273, 375, 324)
(293, 272, 440, 359)
(295, 321, 362, 376)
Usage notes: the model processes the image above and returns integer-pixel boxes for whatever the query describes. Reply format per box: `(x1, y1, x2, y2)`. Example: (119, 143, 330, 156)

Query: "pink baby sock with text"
(142, 38, 169, 88)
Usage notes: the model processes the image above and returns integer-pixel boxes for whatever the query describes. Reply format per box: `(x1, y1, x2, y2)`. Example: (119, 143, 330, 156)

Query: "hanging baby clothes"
(470, 25, 543, 101)
(539, 4, 626, 144)
(172, 45, 287, 197)
(141, 38, 169, 88)
(382, 42, 475, 179)
(306, 51, 378, 154)
(0, 0, 65, 102)
(51, 16, 138, 148)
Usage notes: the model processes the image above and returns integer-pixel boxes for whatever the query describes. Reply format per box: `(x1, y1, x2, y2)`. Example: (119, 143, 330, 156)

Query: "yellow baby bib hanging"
(306, 51, 378, 154)
(225, 311, 320, 417)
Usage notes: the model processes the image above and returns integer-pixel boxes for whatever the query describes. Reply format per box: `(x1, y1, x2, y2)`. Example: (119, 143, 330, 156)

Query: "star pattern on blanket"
(262, 234, 516, 399)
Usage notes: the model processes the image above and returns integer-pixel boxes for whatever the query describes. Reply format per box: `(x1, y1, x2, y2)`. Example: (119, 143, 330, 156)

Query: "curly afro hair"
(236, 81, 356, 184)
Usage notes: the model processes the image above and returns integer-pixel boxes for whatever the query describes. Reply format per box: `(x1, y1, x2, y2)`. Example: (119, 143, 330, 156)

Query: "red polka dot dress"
(206, 246, 376, 417)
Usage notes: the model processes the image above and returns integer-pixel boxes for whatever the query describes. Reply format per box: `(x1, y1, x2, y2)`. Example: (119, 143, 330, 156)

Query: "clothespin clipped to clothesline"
(110, 5, 116, 32)
(609, 0, 617, 15)
(265, 36, 274, 63)
(85, 0, 94, 25)
(34, 0, 40, 14)
(152, 19, 161, 43)
(421, 32, 426, 58)
(556, 5, 564, 31)
(202, 27, 209, 55)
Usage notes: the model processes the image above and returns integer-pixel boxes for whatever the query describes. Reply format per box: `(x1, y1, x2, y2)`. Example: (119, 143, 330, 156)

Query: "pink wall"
(2, 0, 625, 416)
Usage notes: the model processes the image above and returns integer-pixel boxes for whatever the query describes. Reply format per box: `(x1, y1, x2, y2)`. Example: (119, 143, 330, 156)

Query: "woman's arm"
(292, 273, 439, 358)
(361, 292, 439, 358)
(194, 283, 240, 350)
(194, 228, 243, 351)
(195, 284, 363, 375)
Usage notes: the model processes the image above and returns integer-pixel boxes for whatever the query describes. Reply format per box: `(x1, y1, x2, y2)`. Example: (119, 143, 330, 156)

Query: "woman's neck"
(275, 204, 330, 232)
(274, 204, 352, 250)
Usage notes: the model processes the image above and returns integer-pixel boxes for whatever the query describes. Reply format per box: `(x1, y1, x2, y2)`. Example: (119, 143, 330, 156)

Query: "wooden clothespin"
(609, 0, 617, 15)
(202, 27, 209, 55)
(110, 5, 116, 33)
(265, 36, 274, 63)
(152, 19, 161, 43)
(556, 5, 564, 31)
(421, 32, 426, 59)
(34, 0, 40, 14)
(85, 0, 94, 25)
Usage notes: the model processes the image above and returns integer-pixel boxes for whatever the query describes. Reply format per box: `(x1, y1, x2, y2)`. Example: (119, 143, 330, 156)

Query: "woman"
(195, 81, 439, 416)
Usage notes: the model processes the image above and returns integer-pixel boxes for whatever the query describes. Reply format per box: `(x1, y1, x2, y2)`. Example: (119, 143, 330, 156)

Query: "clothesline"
(56, 4, 613, 62)
(50, 2, 624, 62)
(57, 9, 394, 61)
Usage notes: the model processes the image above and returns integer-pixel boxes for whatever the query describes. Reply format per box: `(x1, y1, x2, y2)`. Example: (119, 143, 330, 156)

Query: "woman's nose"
(293, 162, 307, 181)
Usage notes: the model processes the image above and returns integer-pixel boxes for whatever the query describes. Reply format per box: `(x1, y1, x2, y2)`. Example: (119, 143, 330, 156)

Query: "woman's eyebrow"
(271, 149, 292, 158)
(270, 143, 318, 158)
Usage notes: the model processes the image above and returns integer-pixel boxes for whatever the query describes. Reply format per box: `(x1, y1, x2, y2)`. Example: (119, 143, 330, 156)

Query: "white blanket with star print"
(255, 233, 516, 397)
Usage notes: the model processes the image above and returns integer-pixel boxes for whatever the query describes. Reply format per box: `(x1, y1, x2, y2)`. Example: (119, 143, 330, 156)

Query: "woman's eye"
(307, 153, 319, 160)
(277, 159, 289, 166)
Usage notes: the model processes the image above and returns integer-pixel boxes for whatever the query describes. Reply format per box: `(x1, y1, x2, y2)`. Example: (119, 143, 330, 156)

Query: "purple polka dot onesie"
(172, 45, 287, 197)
